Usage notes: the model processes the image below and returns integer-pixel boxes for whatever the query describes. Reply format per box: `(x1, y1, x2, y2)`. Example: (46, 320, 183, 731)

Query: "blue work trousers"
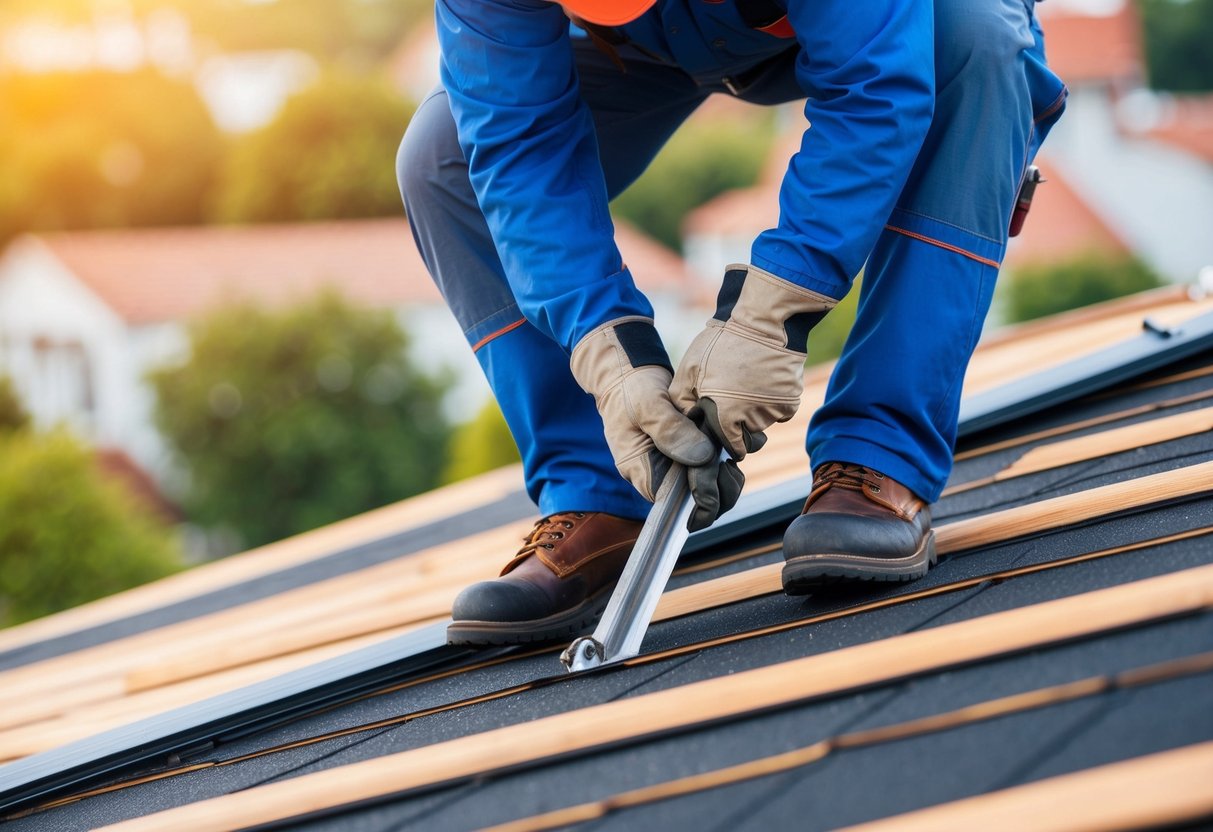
(398, 0, 1066, 518)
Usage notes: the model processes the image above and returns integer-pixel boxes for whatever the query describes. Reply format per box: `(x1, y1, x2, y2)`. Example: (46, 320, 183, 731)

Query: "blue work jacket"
(436, 0, 935, 353)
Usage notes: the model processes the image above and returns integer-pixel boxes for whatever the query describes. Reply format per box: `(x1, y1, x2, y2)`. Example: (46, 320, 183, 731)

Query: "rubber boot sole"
(445, 584, 613, 646)
(781, 530, 937, 596)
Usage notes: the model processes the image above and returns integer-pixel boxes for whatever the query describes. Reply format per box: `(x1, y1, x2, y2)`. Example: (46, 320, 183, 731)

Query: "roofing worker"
(399, 0, 1066, 645)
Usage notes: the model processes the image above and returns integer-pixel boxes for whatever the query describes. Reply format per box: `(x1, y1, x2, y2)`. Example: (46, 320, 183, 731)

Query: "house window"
(31, 337, 96, 428)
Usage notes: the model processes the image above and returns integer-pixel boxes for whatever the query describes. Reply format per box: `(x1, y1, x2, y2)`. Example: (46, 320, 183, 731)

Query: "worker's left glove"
(570, 317, 716, 502)
(671, 264, 838, 459)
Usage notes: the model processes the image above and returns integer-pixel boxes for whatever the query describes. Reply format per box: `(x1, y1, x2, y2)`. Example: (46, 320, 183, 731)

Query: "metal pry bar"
(560, 458, 699, 673)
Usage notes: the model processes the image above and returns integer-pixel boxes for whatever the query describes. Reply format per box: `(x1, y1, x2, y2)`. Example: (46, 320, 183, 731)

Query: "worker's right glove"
(570, 316, 716, 502)
(671, 264, 838, 459)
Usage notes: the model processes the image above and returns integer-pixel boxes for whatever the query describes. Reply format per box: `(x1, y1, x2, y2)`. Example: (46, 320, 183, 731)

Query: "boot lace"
(501, 512, 587, 574)
(814, 462, 884, 494)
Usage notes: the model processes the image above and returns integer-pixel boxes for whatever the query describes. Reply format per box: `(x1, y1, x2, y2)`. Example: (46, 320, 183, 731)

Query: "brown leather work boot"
(446, 511, 643, 645)
(781, 462, 935, 594)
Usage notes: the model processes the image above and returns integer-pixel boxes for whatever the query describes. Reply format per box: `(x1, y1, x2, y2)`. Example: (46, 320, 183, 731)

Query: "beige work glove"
(571, 316, 715, 501)
(671, 264, 838, 459)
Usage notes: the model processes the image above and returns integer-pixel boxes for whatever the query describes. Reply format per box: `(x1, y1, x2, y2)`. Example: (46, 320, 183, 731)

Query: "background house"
(684, 0, 1213, 296)
(1020, 0, 1213, 280)
(0, 217, 702, 489)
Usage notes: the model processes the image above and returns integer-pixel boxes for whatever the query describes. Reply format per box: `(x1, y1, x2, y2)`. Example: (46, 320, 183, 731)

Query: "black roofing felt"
(4, 344, 1213, 830)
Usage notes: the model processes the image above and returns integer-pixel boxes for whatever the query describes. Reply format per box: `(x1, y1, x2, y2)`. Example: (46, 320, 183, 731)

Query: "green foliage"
(1003, 252, 1166, 324)
(148, 290, 451, 548)
(0, 377, 30, 433)
(442, 399, 521, 484)
(611, 115, 775, 251)
(0, 69, 223, 244)
(806, 275, 862, 366)
(0, 0, 428, 66)
(1140, 0, 1213, 92)
(0, 430, 181, 627)
(214, 72, 414, 223)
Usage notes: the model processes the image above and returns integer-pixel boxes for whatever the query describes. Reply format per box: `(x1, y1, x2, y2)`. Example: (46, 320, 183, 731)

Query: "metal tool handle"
(560, 459, 698, 672)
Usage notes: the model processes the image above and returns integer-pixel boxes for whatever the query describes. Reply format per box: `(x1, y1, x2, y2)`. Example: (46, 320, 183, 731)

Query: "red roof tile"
(1147, 95, 1213, 165)
(1037, 2, 1143, 86)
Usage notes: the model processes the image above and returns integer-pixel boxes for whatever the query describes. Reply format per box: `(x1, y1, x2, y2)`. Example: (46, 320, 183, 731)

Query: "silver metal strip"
(563, 460, 697, 671)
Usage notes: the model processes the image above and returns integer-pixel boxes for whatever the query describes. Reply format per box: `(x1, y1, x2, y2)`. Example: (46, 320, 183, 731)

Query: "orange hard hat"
(563, 0, 657, 26)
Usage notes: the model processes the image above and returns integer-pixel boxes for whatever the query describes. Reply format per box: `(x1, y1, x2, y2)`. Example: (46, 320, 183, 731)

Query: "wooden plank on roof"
(839, 740, 1213, 832)
(660, 462, 1213, 618)
(944, 406, 1213, 495)
(0, 466, 523, 657)
(954, 387, 1213, 462)
(95, 563, 1213, 832)
(0, 625, 421, 763)
(935, 459, 1213, 554)
(0, 520, 532, 731)
(970, 285, 1192, 352)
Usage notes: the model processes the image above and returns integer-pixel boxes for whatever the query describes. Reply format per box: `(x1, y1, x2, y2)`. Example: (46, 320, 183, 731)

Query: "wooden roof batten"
(839, 741, 1213, 832)
(0, 466, 526, 660)
(92, 564, 1213, 832)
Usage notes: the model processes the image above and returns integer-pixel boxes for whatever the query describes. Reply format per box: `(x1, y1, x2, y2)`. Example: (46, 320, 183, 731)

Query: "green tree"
(442, 399, 521, 484)
(0, 430, 181, 627)
(611, 115, 775, 251)
(0, 69, 223, 244)
(1004, 252, 1165, 324)
(214, 71, 414, 223)
(1140, 0, 1213, 92)
(148, 290, 451, 548)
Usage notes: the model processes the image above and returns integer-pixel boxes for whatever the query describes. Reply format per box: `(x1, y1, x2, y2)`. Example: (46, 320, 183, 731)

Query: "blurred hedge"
(0, 430, 181, 627)
(1003, 252, 1165, 324)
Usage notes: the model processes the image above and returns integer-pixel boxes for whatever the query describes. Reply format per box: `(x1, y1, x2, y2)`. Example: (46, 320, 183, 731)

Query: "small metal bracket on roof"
(560, 457, 704, 673)
(1142, 317, 1181, 339)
